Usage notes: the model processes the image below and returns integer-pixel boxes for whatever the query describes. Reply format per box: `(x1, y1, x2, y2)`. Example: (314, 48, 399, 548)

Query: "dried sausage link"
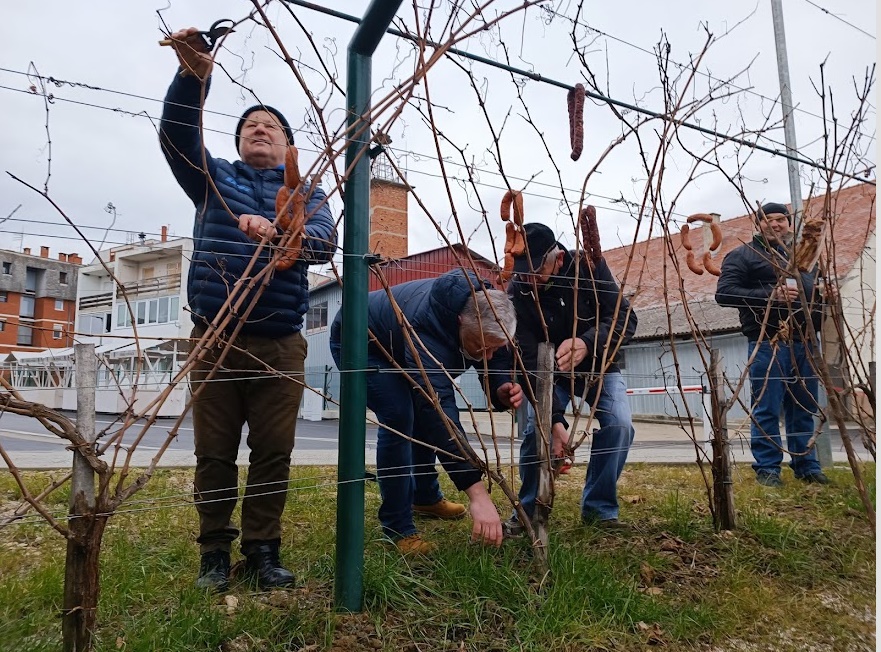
(703, 252, 721, 276)
(500, 189, 525, 225)
(680, 224, 693, 251)
(686, 250, 704, 275)
(568, 83, 585, 161)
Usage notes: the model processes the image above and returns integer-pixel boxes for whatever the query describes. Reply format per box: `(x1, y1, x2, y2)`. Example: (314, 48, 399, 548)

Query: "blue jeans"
(748, 340, 821, 478)
(330, 340, 442, 539)
(516, 372, 635, 522)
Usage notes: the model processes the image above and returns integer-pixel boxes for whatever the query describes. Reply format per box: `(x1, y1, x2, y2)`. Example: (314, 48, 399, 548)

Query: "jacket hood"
(414, 269, 493, 342)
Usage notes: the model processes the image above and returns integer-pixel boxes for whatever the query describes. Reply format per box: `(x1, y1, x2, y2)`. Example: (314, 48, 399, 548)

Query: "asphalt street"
(0, 408, 869, 470)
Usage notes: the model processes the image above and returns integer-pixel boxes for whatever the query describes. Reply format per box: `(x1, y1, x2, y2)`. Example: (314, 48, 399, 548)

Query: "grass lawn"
(0, 462, 875, 651)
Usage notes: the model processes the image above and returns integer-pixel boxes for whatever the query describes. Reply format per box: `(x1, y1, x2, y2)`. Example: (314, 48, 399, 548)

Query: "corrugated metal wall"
(304, 283, 343, 409)
(623, 332, 750, 421)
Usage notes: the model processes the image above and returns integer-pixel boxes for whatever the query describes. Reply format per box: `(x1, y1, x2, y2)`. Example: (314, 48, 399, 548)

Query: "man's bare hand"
(496, 382, 524, 410)
(556, 337, 587, 371)
(551, 422, 568, 461)
(169, 27, 214, 79)
(464, 484, 503, 547)
(771, 284, 799, 302)
(239, 214, 275, 241)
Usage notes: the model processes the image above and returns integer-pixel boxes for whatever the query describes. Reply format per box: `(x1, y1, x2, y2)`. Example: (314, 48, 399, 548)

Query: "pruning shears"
(159, 19, 235, 52)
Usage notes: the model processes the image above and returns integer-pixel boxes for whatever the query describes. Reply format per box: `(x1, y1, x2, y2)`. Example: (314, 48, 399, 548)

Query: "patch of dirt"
(326, 612, 382, 652)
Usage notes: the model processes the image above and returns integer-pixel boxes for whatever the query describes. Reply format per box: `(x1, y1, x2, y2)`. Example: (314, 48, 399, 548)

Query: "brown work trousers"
(190, 324, 306, 554)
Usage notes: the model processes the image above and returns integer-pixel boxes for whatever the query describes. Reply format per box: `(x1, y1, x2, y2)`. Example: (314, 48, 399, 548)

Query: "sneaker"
(413, 498, 466, 520)
(756, 472, 784, 487)
(798, 472, 830, 485)
(502, 515, 527, 539)
(243, 541, 296, 589)
(395, 534, 437, 555)
(195, 549, 231, 593)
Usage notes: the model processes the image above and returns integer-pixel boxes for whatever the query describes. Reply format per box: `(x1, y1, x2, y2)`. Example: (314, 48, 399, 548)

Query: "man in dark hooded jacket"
(715, 202, 831, 487)
(330, 269, 523, 553)
(160, 28, 336, 592)
(504, 223, 637, 534)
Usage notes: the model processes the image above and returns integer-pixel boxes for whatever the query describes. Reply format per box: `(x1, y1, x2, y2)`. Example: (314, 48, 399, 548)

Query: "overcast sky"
(0, 1, 875, 271)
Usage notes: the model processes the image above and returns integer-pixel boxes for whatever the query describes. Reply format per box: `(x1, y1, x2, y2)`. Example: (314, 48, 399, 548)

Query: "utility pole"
(770, 0, 803, 229)
(770, 0, 833, 467)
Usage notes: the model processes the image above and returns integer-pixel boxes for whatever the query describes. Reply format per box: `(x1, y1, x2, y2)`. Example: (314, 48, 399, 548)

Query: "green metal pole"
(335, 0, 403, 613)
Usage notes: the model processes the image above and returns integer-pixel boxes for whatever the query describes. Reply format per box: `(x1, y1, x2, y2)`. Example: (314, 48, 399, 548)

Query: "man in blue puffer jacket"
(159, 27, 336, 592)
(330, 270, 523, 554)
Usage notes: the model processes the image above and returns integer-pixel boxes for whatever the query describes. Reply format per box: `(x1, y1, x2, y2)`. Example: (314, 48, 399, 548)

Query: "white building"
(4, 229, 194, 417)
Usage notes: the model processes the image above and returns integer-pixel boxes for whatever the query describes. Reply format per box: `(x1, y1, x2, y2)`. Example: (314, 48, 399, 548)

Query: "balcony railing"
(79, 291, 113, 311)
(115, 275, 181, 299)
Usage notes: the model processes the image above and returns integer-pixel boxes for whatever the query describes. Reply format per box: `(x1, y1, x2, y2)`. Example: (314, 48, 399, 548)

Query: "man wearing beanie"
(503, 223, 638, 536)
(715, 202, 830, 487)
(159, 28, 336, 592)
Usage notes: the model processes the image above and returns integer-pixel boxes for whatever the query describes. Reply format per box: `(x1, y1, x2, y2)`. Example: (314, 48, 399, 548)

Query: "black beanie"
(234, 105, 295, 151)
(757, 202, 791, 224)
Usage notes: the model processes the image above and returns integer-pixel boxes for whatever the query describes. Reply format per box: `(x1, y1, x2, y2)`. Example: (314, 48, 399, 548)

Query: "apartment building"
(4, 229, 194, 416)
(73, 228, 193, 415)
(0, 246, 81, 355)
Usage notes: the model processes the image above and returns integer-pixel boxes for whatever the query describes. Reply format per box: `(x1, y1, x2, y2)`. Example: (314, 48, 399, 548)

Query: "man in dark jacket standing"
(330, 270, 523, 554)
(160, 28, 336, 591)
(715, 203, 830, 487)
(505, 223, 637, 534)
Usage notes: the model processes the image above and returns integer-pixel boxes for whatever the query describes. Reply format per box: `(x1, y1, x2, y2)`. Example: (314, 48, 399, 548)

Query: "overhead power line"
(801, 0, 876, 40)
(282, 0, 875, 186)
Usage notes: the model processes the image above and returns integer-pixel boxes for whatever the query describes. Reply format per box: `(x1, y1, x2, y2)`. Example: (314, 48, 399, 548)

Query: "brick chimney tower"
(369, 171, 409, 260)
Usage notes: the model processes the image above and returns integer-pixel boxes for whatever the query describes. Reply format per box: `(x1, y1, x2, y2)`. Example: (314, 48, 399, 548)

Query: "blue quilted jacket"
(159, 73, 336, 337)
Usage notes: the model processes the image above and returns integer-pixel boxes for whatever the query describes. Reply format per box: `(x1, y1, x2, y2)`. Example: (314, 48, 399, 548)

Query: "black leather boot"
(243, 541, 295, 589)
(195, 549, 231, 593)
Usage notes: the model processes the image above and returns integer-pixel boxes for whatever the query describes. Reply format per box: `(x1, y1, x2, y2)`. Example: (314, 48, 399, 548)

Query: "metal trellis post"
(335, 0, 404, 613)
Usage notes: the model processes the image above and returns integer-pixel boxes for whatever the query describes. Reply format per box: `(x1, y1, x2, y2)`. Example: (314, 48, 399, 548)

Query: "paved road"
(0, 409, 869, 469)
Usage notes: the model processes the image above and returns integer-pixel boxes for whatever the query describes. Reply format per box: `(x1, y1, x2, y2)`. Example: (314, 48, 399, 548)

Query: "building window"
(53, 325, 63, 340)
(306, 302, 328, 333)
(116, 296, 180, 328)
(20, 295, 35, 319)
(59, 271, 68, 284)
(0, 292, 7, 303)
(2, 262, 10, 274)
(25, 267, 38, 293)
(55, 299, 64, 311)
(0, 321, 5, 332)
(79, 313, 108, 336)
(17, 324, 32, 346)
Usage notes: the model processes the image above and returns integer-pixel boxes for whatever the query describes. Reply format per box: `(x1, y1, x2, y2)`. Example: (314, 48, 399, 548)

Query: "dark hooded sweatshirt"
(509, 250, 637, 428)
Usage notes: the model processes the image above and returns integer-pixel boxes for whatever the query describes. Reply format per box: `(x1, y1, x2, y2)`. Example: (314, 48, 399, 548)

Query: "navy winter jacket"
(159, 73, 336, 337)
(331, 270, 515, 491)
(510, 250, 637, 428)
(715, 235, 822, 342)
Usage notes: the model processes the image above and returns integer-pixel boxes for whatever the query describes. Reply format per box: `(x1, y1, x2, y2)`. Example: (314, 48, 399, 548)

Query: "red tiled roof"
(602, 183, 876, 339)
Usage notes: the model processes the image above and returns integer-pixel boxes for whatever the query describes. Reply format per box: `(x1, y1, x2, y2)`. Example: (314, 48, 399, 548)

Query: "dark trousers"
(329, 338, 443, 539)
(190, 324, 306, 554)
